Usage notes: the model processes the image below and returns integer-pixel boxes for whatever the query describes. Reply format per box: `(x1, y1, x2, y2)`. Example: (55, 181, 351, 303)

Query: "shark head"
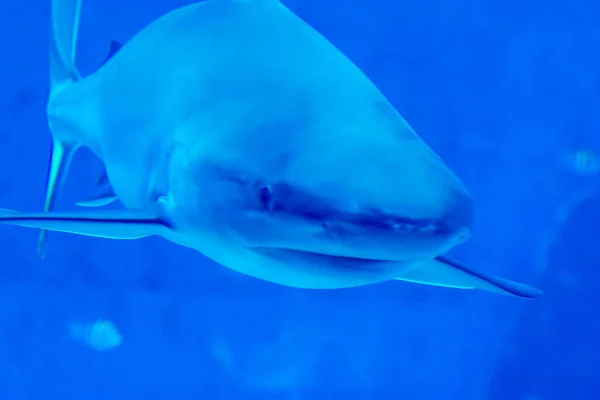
(164, 98, 474, 287)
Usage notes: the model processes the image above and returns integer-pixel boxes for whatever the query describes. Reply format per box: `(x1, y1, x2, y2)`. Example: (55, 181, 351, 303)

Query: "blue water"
(0, 0, 598, 399)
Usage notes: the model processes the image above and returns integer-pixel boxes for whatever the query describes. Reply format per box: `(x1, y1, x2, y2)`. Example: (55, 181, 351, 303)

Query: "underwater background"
(0, 0, 599, 398)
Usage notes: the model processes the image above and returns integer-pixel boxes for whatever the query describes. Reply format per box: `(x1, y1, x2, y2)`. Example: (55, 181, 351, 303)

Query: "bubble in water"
(68, 319, 123, 352)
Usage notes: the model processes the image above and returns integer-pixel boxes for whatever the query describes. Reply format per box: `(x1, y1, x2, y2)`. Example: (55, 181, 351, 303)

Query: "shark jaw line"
(253, 246, 404, 269)
(256, 247, 396, 262)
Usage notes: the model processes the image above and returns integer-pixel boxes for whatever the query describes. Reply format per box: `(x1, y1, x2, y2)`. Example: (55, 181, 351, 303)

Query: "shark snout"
(311, 168, 475, 261)
(243, 137, 476, 262)
(437, 185, 474, 240)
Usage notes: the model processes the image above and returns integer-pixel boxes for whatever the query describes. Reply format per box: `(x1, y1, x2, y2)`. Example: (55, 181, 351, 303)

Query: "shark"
(0, 0, 543, 298)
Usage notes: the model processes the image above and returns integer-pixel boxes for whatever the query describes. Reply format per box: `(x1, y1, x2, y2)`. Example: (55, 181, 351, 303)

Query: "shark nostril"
(456, 227, 470, 242)
(259, 185, 274, 212)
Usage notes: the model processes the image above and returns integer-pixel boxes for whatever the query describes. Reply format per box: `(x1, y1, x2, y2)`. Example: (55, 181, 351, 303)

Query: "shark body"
(0, 0, 543, 298)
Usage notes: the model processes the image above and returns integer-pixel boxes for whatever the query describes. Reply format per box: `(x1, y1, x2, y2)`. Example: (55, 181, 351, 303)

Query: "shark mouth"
(337, 213, 450, 234)
(264, 181, 468, 237)
(251, 213, 466, 273)
(290, 204, 458, 236)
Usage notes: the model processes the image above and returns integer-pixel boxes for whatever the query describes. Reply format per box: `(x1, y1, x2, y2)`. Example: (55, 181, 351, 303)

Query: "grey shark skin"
(0, 0, 543, 297)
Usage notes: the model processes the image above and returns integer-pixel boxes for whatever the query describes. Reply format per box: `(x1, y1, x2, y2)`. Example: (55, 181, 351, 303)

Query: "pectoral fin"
(101, 40, 122, 65)
(394, 256, 544, 298)
(76, 170, 118, 208)
(0, 207, 170, 240)
(76, 193, 119, 208)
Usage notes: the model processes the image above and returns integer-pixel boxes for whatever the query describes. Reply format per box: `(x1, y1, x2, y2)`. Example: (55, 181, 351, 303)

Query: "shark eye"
(259, 185, 274, 212)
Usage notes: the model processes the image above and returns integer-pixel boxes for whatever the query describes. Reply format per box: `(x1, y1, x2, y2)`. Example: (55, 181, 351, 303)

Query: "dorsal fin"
(49, 0, 82, 95)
